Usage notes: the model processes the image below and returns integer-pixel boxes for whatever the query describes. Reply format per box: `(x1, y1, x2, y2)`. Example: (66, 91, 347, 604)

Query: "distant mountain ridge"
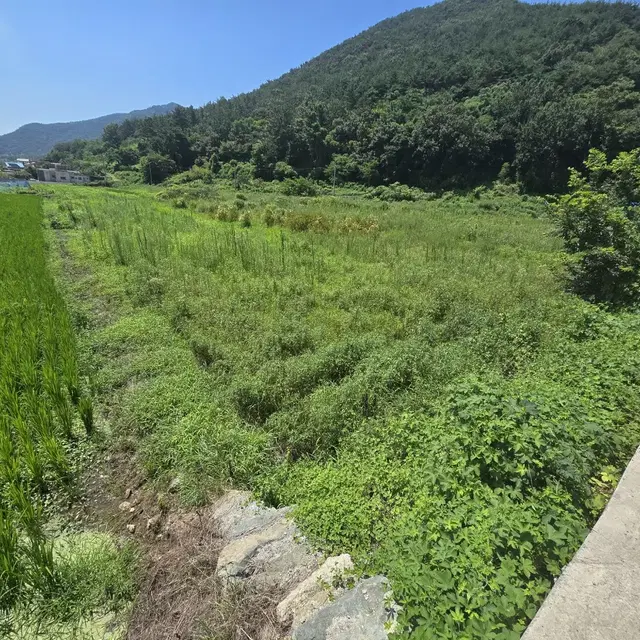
(0, 103, 180, 158)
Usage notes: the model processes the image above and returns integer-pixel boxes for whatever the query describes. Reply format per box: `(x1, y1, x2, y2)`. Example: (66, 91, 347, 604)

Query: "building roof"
(4, 161, 24, 169)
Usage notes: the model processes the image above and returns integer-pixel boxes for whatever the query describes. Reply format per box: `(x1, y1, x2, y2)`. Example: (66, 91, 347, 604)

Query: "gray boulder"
(293, 576, 391, 640)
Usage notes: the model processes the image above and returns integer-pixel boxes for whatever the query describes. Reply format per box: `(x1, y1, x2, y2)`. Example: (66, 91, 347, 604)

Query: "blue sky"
(3, 0, 582, 134)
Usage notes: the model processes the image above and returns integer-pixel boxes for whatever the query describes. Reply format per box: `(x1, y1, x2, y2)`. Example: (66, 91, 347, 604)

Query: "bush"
(336, 215, 379, 234)
(218, 161, 254, 189)
(367, 183, 426, 202)
(166, 166, 213, 185)
(273, 162, 297, 181)
(262, 204, 286, 227)
(216, 204, 239, 222)
(280, 177, 319, 197)
(140, 154, 178, 184)
(554, 148, 640, 307)
(283, 211, 331, 232)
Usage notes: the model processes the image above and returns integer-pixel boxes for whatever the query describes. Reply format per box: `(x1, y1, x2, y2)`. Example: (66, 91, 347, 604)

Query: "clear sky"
(2, 0, 583, 134)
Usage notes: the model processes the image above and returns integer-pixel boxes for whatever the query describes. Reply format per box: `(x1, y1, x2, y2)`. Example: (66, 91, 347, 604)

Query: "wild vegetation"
(0, 194, 135, 638)
(46, 0, 640, 194)
(5, 1, 640, 637)
(36, 165, 640, 639)
(553, 147, 640, 306)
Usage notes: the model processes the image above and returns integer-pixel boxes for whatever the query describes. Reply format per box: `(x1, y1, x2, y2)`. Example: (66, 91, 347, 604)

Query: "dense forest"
(46, 0, 640, 193)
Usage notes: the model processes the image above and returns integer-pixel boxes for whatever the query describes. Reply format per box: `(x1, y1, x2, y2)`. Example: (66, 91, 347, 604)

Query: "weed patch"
(41, 184, 640, 638)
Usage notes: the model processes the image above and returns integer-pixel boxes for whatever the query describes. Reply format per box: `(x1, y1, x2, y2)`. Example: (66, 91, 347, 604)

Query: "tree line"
(45, 0, 640, 193)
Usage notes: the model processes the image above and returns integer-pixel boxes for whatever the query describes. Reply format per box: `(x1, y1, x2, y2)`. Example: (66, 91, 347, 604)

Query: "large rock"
(214, 490, 290, 540)
(216, 519, 294, 580)
(293, 576, 391, 640)
(210, 489, 393, 639)
(249, 526, 320, 591)
(277, 554, 354, 630)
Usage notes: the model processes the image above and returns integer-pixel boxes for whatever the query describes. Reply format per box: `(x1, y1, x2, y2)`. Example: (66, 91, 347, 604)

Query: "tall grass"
(0, 194, 93, 630)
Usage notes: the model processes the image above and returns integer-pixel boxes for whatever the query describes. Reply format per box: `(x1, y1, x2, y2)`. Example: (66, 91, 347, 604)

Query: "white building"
(37, 168, 91, 184)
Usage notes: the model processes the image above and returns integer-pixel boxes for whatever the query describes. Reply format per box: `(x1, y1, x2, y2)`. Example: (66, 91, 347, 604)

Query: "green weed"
(41, 183, 640, 639)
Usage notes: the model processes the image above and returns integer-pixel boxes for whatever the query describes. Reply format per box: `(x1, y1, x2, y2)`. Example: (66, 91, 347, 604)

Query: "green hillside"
(0, 104, 179, 159)
(47, 0, 640, 192)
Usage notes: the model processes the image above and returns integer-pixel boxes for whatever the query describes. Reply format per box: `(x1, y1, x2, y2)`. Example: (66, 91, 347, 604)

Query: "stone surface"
(211, 489, 392, 638)
(277, 554, 354, 630)
(216, 519, 294, 580)
(249, 527, 319, 591)
(146, 515, 162, 533)
(523, 445, 640, 640)
(215, 491, 291, 541)
(293, 576, 390, 640)
(118, 501, 132, 512)
(126, 524, 136, 534)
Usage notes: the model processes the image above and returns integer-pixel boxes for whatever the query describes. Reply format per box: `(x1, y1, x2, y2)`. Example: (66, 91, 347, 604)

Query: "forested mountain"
(0, 104, 179, 158)
(48, 0, 640, 192)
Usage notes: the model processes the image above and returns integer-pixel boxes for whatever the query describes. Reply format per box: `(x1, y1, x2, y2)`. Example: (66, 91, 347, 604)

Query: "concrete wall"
(522, 445, 640, 640)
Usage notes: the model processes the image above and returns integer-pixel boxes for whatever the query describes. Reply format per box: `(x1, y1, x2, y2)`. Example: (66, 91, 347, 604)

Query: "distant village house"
(4, 161, 25, 171)
(37, 168, 91, 184)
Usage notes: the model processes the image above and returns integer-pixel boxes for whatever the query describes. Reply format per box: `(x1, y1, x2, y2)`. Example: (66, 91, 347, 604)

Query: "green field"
(0, 194, 134, 638)
(3, 183, 640, 639)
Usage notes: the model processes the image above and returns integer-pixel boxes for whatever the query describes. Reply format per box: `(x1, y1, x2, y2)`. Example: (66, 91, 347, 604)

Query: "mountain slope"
(0, 104, 180, 158)
(263, 0, 638, 103)
(50, 0, 640, 192)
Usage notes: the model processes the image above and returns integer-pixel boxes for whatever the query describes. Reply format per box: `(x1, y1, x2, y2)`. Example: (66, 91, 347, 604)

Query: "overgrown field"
(0, 194, 135, 638)
(44, 183, 640, 639)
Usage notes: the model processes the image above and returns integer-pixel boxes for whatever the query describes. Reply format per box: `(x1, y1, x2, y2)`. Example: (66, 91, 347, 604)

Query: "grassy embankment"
(0, 193, 135, 639)
(43, 182, 640, 639)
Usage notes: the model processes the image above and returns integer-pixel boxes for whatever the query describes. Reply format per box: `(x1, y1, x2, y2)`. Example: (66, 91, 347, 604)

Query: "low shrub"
(367, 183, 426, 202)
(262, 204, 286, 227)
(166, 166, 213, 185)
(283, 211, 331, 232)
(216, 205, 239, 222)
(273, 162, 297, 181)
(280, 177, 319, 197)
